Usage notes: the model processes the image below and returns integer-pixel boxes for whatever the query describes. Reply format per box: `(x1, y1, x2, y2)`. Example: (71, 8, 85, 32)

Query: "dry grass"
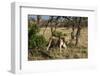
(28, 27, 88, 60)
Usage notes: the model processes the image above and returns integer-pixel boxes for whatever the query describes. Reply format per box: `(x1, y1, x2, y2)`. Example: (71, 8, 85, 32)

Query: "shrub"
(63, 33, 67, 36)
(52, 31, 67, 37)
(29, 35, 47, 48)
(28, 23, 40, 38)
(28, 23, 47, 49)
(52, 31, 63, 37)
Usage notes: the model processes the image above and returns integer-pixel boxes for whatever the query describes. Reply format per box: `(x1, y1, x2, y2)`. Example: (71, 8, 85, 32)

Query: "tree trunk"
(37, 15, 41, 25)
(75, 17, 82, 46)
(75, 26, 81, 46)
(71, 24, 75, 40)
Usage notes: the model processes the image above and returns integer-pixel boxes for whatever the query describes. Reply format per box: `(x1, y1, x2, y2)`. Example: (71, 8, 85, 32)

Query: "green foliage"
(63, 33, 67, 36)
(29, 35, 47, 48)
(28, 23, 40, 38)
(52, 31, 67, 37)
(28, 23, 47, 49)
(52, 31, 63, 37)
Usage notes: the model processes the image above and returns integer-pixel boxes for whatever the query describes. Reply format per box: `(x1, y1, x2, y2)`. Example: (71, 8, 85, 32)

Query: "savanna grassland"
(28, 27, 88, 60)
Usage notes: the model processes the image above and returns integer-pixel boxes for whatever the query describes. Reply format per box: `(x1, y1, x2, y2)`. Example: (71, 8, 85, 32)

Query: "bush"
(28, 23, 40, 38)
(28, 23, 47, 49)
(52, 31, 67, 37)
(63, 33, 67, 36)
(52, 31, 63, 37)
(29, 35, 47, 48)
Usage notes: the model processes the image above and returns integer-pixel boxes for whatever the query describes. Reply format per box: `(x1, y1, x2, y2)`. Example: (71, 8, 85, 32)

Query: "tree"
(75, 17, 82, 46)
(37, 15, 41, 25)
